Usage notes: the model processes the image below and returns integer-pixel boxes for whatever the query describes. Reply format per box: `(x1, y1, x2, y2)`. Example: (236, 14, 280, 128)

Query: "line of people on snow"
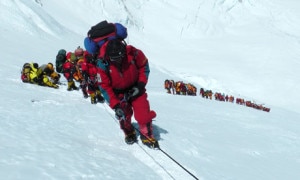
(164, 79, 197, 96)
(20, 20, 159, 149)
(56, 47, 105, 104)
(208, 89, 270, 112)
(21, 47, 105, 105)
(164, 79, 271, 112)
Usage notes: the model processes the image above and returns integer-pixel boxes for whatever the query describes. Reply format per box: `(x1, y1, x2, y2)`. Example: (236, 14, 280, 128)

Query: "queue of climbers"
(164, 79, 197, 96)
(18, 18, 270, 150)
(58, 46, 105, 104)
(21, 46, 105, 105)
(164, 79, 271, 112)
(20, 20, 159, 149)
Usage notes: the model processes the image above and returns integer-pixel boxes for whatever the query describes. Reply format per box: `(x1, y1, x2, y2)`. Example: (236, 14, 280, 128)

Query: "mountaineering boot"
(139, 122, 159, 149)
(80, 84, 88, 98)
(52, 84, 59, 89)
(125, 130, 137, 145)
(67, 81, 79, 91)
(120, 120, 137, 145)
(96, 90, 105, 103)
(140, 136, 159, 149)
(97, 95, 105, 103)
(90, 93, 97, 104)
(71, 83, 79, 91)
(83, 91, 88, 98)
(67, 81, 73, 91)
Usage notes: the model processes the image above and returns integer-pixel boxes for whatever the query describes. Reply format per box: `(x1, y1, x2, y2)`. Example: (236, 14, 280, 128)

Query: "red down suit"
(96, 45, 156, 125)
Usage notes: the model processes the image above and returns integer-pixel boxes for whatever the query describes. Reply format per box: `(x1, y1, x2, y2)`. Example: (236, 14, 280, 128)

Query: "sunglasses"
(109, 55, 124, 62)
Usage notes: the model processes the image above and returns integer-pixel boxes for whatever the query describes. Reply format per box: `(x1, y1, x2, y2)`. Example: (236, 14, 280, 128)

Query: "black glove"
(127, 82, 145, 100)
(114, 104, 125, 120)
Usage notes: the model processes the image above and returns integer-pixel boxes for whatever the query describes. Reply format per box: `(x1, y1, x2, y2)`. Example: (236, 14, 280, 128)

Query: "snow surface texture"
(1, 0, 300, 179)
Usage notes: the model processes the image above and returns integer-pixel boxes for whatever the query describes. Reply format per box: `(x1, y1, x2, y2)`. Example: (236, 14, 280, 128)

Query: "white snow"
(1, 0, 300, 179)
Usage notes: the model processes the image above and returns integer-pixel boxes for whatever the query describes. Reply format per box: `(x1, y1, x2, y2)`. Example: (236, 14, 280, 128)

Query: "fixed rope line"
(136, 142, 176, 180)
(102, 104, 176, 179)
(131, 125, 199, 180)
(101, 103, 199, 180)
(158, 147, 198, 180)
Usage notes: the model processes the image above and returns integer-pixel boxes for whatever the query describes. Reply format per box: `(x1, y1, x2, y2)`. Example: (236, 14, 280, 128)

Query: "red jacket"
(96, 45, 149, 109)
(62, 60, 76, 80)
(81, 61, 98, 83)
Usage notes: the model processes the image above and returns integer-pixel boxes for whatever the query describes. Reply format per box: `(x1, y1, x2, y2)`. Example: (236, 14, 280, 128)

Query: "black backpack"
(84, 20, 127, 55)
(88, 20, 116, 40)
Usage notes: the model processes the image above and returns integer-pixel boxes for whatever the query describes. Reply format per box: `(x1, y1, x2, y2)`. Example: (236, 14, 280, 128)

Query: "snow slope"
(1, 0, 300, 179)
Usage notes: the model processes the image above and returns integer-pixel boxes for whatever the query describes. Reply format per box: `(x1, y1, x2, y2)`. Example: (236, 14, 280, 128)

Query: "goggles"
(109, 54, 124, 62)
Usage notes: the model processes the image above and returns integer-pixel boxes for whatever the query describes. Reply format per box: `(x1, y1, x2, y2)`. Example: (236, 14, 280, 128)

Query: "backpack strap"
(132, 50, 138, 63)
(96, 59, 109, 73)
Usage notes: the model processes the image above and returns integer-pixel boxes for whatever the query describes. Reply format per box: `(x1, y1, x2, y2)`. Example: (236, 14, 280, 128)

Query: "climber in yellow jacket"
(28, 62, 59, 89)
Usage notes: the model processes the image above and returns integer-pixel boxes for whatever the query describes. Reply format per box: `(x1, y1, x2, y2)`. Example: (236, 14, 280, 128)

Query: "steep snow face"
(1, 1, 300, 179)
(1, 0, 300, 111)
(137, 0, 300, 112)
(0, 0, 65, 36)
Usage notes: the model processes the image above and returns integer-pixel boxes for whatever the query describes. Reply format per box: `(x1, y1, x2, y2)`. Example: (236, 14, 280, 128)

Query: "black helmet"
(106, 39, 126, 62)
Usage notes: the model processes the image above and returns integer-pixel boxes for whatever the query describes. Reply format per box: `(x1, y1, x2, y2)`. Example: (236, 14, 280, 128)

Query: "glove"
(114, 104, 125, 120)
(127, 82, 145, 100)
